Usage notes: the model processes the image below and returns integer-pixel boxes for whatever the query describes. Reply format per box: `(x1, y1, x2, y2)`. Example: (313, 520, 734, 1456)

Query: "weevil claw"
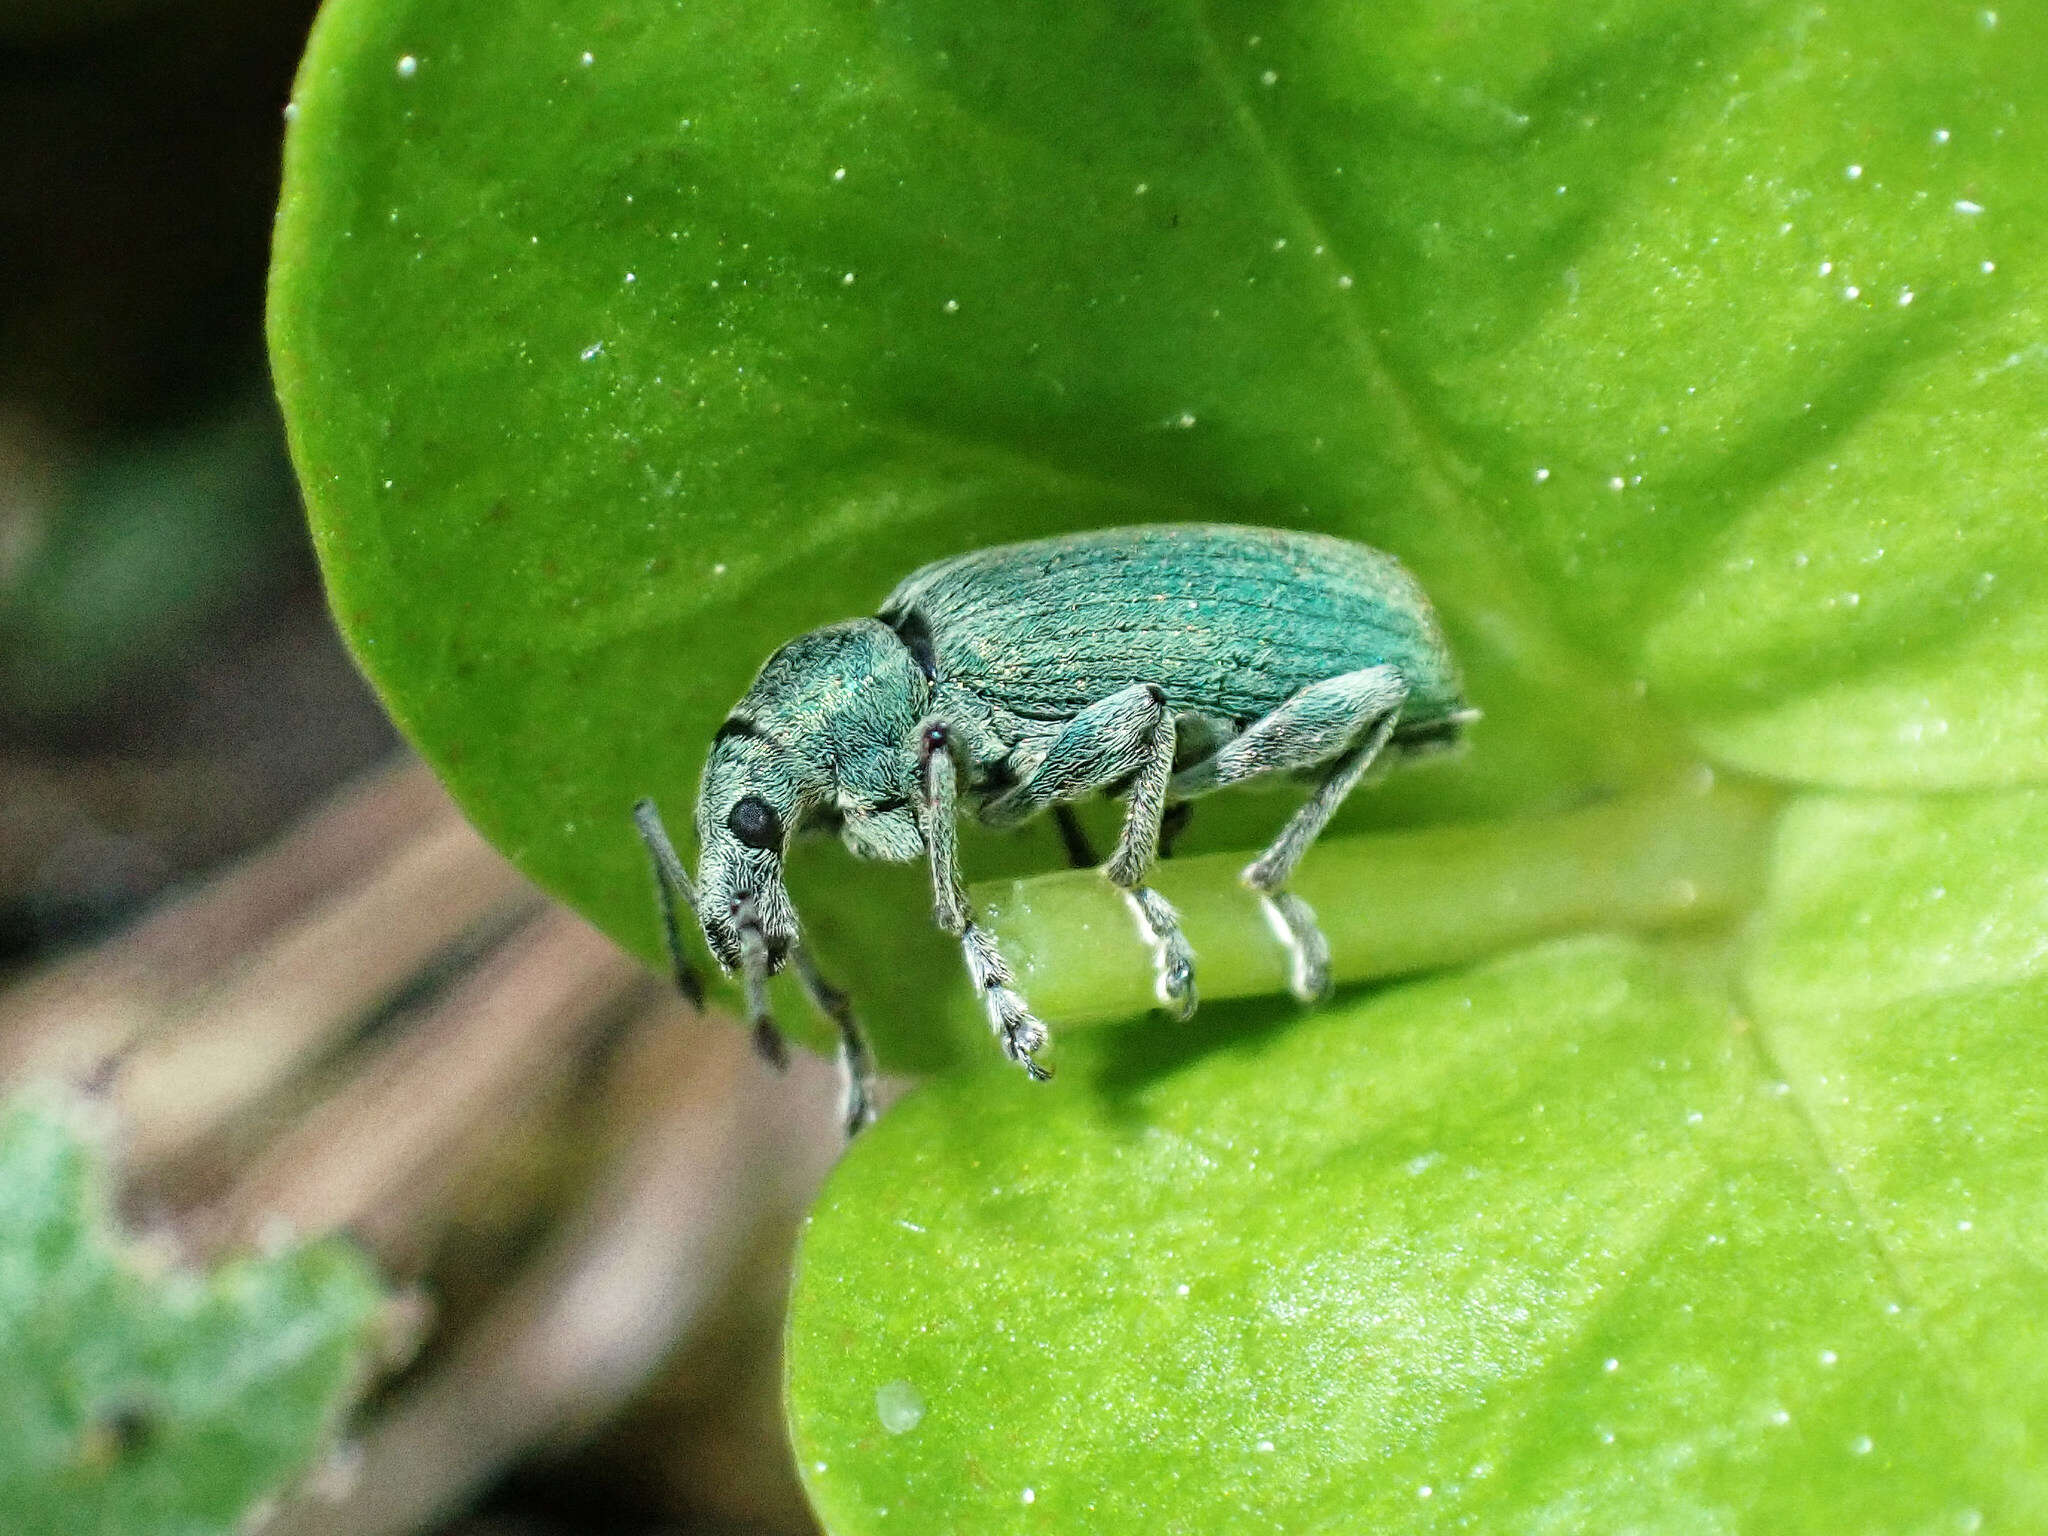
(999, 1015, 1064, 1089)
(1126, 885, 1198, 1022)
(1258, 890, 1333, 1005)
(841, 1067, 877, 1136)
(992, 990, 1053, 1081)
(995, 1006, 1054, 1081)
(959, 923, 1055, 1080)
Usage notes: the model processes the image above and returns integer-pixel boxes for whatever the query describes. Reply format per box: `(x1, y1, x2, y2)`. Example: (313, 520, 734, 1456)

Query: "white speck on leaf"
(875, 1380, 925, 1435)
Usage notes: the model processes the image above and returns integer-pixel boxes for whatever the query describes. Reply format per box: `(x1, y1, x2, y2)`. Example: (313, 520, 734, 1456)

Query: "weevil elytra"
(634, 523, 1473, 1135)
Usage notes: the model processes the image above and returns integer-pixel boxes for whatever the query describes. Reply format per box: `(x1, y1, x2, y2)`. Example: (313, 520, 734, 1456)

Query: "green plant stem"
(972, 776, 1778, 1027)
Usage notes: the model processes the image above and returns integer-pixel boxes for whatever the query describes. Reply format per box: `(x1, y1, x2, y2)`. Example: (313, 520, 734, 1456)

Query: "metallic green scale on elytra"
(882, 524, 1466, 742)
(635, 523, 1474, 1137)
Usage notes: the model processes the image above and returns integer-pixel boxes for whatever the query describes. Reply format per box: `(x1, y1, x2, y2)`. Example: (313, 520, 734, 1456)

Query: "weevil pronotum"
(634, 523, 1474, 1135)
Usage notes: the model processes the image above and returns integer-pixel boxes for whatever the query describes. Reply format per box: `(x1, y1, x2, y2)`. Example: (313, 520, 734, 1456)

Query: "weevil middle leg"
(982, 683, 1197, 1019)
(1171, 665, 1408, 1002)
(1051, 779, 1190, 865)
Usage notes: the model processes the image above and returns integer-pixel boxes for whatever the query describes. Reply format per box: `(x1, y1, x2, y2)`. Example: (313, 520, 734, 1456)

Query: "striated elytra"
(635, 523, 1473, 1136)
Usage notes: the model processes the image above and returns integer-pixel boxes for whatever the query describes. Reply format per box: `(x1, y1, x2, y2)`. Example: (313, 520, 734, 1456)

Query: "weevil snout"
(701, 915, 793, 977)
(696, 848, 800, 978)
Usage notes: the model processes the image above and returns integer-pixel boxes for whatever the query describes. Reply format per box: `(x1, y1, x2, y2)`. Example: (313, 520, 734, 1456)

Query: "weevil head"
(693, 619, 930, 973)
(692, 744, 802, 976)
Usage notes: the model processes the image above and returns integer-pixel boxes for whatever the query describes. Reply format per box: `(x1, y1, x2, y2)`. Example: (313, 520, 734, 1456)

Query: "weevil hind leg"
(986, 684, 1197, 1021)
(1052, 805, 1099, 869)
(792, 945, 878, 1137)
(1102, 698, 1197, 1021)
(916, 723, 1053, 1079)
(1174, 667, 1409, 1004)
(1156, 801, 1194, 860)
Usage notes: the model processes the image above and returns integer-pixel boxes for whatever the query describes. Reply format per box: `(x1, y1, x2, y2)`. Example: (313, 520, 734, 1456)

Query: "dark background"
(1, 0, 395, 961)
(0, 4, 824, 1532)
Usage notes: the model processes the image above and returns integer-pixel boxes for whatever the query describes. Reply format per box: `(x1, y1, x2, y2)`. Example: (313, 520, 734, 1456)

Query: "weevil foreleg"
(1172, 666, 1408, 1003)
(632, 797, 705, 1010)
(916, 723, 1052, 1080)
(1054, 800, 1188, 865)
(791, 944, 877, 1136)
(984, 684, 1197, 1019)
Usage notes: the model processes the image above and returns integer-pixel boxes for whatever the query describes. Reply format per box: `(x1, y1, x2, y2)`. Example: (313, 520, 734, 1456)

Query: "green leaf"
(1743, 787, 2048, 1512)
(271, 0, 2048, 1525)
(269, 0, 2047, 1049)
(0, 1091, 386, 1536)
(791, 780, 2048, 1530)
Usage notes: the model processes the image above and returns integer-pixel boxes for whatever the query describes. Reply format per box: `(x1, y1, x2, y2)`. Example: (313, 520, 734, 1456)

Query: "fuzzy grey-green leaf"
(0, 1091, 385, 1536)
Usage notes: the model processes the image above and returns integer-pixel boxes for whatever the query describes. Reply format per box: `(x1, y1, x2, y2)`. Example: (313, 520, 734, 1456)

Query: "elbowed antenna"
(736, 916, 790, 1070)
(633, 797, 705, 1008)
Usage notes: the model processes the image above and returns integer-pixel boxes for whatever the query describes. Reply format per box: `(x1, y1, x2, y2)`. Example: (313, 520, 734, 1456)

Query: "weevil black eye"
(727, 794, 782, 849)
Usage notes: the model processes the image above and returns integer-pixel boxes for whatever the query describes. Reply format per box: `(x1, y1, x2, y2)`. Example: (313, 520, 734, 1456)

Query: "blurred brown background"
(0, 3, 835, 1531)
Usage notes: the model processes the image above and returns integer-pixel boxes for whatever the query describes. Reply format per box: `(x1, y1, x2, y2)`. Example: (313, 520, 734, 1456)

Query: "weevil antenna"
(633, 797, 705, 1008)
(737, 916, 790, 1071)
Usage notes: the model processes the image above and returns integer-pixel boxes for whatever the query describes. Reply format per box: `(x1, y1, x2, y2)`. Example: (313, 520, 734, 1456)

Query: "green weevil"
(634, 522, 1473, 1135)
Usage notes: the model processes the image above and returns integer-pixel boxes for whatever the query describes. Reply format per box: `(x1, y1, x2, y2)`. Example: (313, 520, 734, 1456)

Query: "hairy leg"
(915, 722, 1052, 1079)
(986, 684, 1196, 1018)
(791, 944, 878, 1137)
(1170, 666, 1408, 1002)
